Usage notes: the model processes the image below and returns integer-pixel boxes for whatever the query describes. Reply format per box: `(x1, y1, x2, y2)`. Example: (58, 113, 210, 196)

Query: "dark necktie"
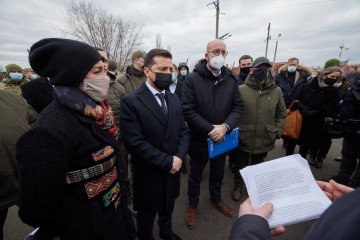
(156, 93, 168, 117)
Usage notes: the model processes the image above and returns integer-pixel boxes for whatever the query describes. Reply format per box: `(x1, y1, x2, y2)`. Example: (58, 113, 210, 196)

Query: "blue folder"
(207, 128, 239, 158)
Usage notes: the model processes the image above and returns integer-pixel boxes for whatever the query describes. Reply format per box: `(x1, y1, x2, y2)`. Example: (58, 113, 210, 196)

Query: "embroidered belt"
(66, 157, 116, 184)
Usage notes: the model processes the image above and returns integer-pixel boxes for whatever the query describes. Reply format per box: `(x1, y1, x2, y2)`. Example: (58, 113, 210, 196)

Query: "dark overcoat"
(16, 97, 135, 240)
(119, 83, 189, 211)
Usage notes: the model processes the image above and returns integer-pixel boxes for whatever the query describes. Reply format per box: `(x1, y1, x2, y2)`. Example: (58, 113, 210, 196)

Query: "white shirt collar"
(145, 81, 166, 95)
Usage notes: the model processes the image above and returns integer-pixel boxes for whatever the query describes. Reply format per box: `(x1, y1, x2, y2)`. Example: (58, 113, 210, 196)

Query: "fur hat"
(324, 59, 341, 69)
(108, 60, 118, 71)
(29, 38, 102, 87)
(131, 50, 147, 61)
(5, 64, 22, 75)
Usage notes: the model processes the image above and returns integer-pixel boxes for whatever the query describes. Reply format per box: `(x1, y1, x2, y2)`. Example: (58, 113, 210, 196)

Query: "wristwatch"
(225, 123, 230, 133)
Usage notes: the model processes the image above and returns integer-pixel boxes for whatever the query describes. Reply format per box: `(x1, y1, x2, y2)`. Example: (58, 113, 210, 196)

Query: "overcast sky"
(0, 0, 359, 70)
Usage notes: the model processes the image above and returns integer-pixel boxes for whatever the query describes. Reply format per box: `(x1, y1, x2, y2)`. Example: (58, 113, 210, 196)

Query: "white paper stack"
(240, 154, 332, 228)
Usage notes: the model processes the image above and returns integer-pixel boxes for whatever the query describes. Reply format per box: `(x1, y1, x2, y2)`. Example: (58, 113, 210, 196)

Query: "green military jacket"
(238, 75, 286, 154)
(0, 90, 37, 210)
(0, 77, 30, 94)
(116, 65, 146, 94)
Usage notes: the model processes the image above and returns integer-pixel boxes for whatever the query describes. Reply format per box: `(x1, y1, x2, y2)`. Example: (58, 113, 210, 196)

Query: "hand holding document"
(240, 154, 332, 228)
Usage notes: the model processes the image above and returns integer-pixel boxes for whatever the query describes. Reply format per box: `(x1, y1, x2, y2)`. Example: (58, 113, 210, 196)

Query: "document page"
(240, 154, 332, 228)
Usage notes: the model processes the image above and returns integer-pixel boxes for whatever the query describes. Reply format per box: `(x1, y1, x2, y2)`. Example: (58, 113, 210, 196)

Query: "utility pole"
(264, 23, 271, 58)
(339, 42, 344, 60)
(272, 34, 281, 71)
(208, 0, 220, 39)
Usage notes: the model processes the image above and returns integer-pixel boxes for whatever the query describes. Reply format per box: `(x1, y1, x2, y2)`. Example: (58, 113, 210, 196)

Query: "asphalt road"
(4, 138, 344, 240)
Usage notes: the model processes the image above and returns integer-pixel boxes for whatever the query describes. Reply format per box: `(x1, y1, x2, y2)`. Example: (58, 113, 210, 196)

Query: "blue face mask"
(9, 72, 24, 81)
(180, 69, 187, 77)
(30, 74, 38, 80)
(171, 73, 177, 82)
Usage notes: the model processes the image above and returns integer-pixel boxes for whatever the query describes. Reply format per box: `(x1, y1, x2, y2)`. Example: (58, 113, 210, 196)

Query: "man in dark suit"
(21, 76, 54, 113)
(120, 49, 189, 240)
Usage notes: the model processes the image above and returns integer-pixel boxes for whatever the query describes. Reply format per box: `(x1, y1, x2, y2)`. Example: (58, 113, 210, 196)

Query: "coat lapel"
(137, 83, 167, 126)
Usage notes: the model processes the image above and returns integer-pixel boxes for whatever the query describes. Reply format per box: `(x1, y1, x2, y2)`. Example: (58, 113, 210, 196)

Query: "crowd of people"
(0, 37, 359, 240)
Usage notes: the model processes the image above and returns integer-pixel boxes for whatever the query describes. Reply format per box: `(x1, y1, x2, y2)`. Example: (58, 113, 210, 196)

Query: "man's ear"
(143, 67, 149, 77)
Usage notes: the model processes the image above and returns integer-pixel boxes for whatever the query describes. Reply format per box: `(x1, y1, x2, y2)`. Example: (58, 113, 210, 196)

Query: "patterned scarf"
(54, 86, 118, 139)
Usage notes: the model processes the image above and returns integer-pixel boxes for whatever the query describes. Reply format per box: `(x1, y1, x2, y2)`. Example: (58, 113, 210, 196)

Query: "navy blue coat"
(274, 64, 312, 107)
(120, 83, 189, 211)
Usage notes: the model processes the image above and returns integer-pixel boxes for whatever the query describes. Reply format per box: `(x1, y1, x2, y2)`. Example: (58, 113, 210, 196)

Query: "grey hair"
(319, 66, 345, 79)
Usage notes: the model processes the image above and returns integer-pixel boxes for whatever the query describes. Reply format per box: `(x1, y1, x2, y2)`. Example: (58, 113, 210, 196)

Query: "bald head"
(206, 39, 226, 52)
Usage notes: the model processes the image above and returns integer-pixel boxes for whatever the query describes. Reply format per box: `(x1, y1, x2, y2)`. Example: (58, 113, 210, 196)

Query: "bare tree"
(61, 0, 142, 71)
(155, 33, 162, 49)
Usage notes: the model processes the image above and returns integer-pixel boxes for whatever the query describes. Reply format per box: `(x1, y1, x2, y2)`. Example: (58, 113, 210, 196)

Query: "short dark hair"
(239, 55, 253, 64)
(144, 49, 172, 68)
(173, 64, 178, 71)
(288, 57, 299, 63)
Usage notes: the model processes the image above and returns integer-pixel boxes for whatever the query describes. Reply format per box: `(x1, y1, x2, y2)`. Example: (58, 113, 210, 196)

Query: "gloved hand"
(290, 102, 307, 111)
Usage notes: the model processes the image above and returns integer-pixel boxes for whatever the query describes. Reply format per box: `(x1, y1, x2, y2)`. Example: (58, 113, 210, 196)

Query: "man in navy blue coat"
(120, 49, 189, 240)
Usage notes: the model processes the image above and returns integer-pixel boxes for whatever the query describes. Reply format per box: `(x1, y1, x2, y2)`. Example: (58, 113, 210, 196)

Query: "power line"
(225, 0, 336, 14)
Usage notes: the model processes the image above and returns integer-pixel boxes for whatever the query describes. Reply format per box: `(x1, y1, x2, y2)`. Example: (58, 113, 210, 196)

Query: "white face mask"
(82, 77, 110, 102)
(209, 55, 226, 70)
(287, 66, 297, 73)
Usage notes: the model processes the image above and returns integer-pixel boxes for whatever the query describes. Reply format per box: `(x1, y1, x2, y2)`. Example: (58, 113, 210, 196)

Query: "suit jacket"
(21, 77, 54, 113)
(120, 83, 189, 211)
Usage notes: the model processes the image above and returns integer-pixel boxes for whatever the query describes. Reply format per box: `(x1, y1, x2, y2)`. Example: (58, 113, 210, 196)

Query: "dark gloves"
(290, 102, 307, 111)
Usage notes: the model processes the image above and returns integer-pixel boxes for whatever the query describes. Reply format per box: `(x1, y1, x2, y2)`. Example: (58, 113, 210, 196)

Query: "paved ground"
(4, 138, 343, 240)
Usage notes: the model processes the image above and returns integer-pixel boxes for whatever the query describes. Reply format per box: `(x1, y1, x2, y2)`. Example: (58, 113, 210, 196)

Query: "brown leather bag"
(282, 100, 303, 140)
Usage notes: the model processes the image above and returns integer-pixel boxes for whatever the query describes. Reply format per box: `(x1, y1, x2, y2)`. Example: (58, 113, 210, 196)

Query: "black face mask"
(252, 69, 269, 81)
(324, 77, 337, 86)
(240, 66, 251, 75)
(153, 72, 172, 90)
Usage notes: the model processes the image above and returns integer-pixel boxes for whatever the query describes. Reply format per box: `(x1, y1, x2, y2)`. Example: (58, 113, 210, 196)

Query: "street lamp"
(272, 33, 281, 71)
(218, 33, 232, 40)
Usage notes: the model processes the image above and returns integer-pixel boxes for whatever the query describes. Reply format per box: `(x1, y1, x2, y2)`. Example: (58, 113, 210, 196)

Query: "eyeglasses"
(208, 49, 228, 56)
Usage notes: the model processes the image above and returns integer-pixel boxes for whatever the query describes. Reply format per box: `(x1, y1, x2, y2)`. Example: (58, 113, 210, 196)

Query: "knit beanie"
(131, 50, 147, 61)
(108, 59, 118, 71)
(5, 64, 22, 75)
(29, 38, 102, 87)
(324, 59, 341, 69)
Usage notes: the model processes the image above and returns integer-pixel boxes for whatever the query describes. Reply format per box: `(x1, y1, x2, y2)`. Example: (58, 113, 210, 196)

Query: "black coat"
(181, 59, 243, 153)
(16, 97, 135, 240)
(294, 78, 340, 149)
(20, 77, 54, 113)
(119, 83, 189, 211)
